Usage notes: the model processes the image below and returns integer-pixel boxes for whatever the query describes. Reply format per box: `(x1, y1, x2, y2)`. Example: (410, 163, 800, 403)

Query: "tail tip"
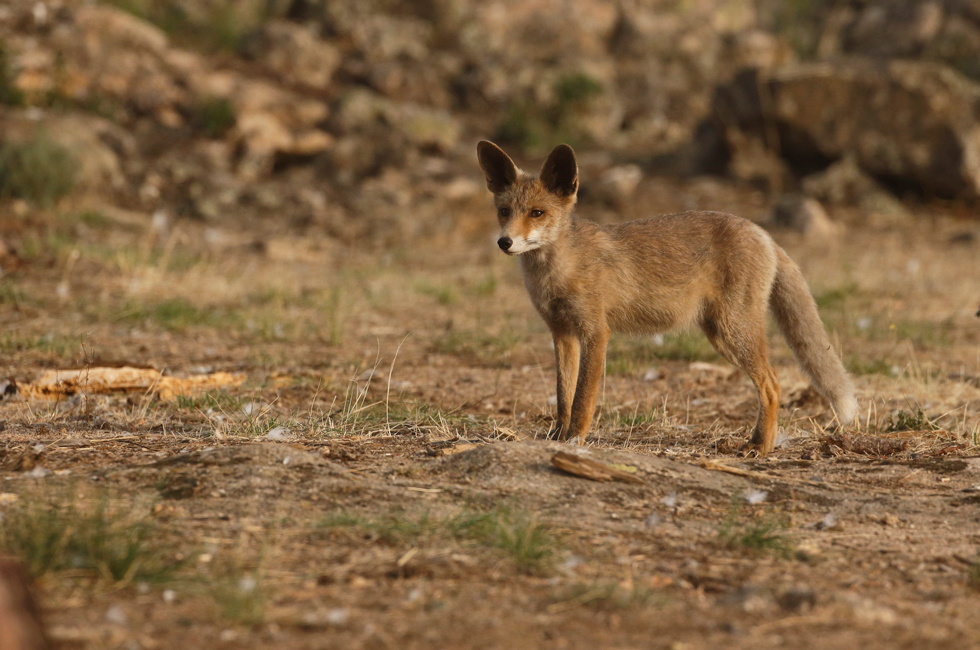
(834, 393, 858, 427)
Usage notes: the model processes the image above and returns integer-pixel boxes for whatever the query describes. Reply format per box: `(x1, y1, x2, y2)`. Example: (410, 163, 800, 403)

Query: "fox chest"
(523, 278, 595, 331)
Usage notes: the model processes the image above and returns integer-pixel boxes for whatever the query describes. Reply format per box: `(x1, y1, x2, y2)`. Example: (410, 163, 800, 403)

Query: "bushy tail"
(769, 248, 857, 426)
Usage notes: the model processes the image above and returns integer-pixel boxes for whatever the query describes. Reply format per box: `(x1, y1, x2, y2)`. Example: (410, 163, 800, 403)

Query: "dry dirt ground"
(2, 178, 980, 649)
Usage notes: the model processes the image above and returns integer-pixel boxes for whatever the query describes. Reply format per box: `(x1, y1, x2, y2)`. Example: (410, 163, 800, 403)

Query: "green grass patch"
(119, 298, 225, 331)
(495, 71, 603, 154)
(77, 210, 113, 229)
(883, 409, 937, 433)
(317, 505, 560, 574)
(0, 333, 81, 358)
(469, 273, 498, 298)
(552, 582, 662, 611)
(968, 559, 980, 592)
(0, 489, 181, 583)
(0, 280, 31, 306)
(193, 96, 237, 138)
(104, 0, 263, 53)
(717, 496, 794, 558)
(416, 281, 459, 306)
(846, 357, 895, 376)
(0, 134, 78, 206)
(208, 565, 265, 624)
(0, 42, 24, 106)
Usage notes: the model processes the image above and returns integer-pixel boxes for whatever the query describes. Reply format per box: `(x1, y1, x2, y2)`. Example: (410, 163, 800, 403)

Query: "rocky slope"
(0, 0, 979, 253)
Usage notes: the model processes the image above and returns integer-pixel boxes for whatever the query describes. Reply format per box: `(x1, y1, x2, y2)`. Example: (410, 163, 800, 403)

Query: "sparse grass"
(968, 559, 980, 592)
(846, 357, 895, 376)
(555, 72, 603, 108)
(0, 134, 78, 206)
(551, 582, 661, 612)
(320, 286, 349, 346)
(495, 71, 603, 154)
(0, 280, 31, 306)
(606, 331, 717, 375)
(612, 406, 663, 428)
(76, 210, 113, 229)
(0, 42, 25, 106)
(317, 504, 560, 574)
(470, 273, 498, 298)
(416, 281, 459, 306)
(175, 391, 244, 412)
(0, 489, 180, 583)
(717, 496, 793, 558)
(883, 409, 937, 433)
(433, 327, 523, 366)
(208, 563, 265, 624)
(0, 333, 81, 358)
(119, 298, 224, 331)
(193, 96, 237, 138)
(105, 0, 264, 53)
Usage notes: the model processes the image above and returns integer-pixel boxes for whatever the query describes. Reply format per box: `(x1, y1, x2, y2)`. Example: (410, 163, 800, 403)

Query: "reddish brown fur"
(477, 141, 857, 455)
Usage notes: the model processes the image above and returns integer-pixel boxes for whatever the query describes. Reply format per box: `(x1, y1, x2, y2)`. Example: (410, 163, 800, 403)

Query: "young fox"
(477, 140, 857, 454)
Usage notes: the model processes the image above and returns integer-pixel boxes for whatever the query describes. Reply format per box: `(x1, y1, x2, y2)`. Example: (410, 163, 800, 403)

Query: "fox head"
(477, 141, 578, 256)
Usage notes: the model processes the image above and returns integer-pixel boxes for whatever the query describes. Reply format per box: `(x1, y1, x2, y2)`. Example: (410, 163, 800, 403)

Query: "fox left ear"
(540, 144, 578, 198)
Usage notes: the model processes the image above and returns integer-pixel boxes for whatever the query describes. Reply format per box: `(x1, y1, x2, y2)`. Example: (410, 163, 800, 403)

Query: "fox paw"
(739, 441, 773, 457)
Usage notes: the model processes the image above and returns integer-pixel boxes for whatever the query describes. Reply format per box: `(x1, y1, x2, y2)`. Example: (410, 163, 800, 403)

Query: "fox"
(476, 140, 858, 455)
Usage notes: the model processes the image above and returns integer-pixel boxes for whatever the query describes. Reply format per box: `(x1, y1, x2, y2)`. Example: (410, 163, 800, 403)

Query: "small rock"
(27, 466, 50, 479)
(816, 512, 837, 530)
(744, 489, 768, 505)
(104, 604, 127, 626)
(266, 427, 290, 441)
(776, 586, 816, 613)
(802, 156, 879, 205)
(771, 195, 838, 239)
(592, 164, 643, 207)
(326, 608, 348, 626)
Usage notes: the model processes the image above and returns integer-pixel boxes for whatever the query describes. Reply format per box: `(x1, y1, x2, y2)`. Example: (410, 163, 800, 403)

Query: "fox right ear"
(477, 141, 518, 193)
(540, 144, 578, 198)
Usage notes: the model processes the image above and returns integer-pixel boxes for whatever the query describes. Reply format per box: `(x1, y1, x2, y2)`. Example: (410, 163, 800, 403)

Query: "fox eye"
(530, 209, 545, 218)
(498, 207, 511, 217)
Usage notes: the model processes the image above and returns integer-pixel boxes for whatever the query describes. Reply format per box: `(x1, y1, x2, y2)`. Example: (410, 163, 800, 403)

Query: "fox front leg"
(566, 325, 611, 442)
(549, 331, 581, 440)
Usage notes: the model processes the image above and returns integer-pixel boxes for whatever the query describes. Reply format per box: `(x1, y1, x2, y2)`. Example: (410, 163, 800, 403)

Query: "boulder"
(709, 60, 980, 199)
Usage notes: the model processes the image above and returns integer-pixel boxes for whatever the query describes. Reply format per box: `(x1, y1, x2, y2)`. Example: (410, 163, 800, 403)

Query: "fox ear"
(477, 141, 518, 193)
(540, 144, 578, 198)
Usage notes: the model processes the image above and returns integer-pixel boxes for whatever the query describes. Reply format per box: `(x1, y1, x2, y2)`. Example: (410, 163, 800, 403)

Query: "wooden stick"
(551, 451, 645, 485)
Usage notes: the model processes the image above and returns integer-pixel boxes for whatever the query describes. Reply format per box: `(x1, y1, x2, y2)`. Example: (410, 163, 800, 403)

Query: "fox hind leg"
(701, 314, 781, 455)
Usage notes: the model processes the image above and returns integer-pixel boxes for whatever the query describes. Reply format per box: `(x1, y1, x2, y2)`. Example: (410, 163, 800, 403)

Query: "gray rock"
(711, 60, 980, 199)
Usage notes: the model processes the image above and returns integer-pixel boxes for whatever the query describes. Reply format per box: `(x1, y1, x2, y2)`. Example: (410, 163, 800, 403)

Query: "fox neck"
(518, 223, 576, 296)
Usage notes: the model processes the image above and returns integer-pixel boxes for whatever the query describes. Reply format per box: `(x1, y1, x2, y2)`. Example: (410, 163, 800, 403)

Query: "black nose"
(497, 237, 512, 251)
